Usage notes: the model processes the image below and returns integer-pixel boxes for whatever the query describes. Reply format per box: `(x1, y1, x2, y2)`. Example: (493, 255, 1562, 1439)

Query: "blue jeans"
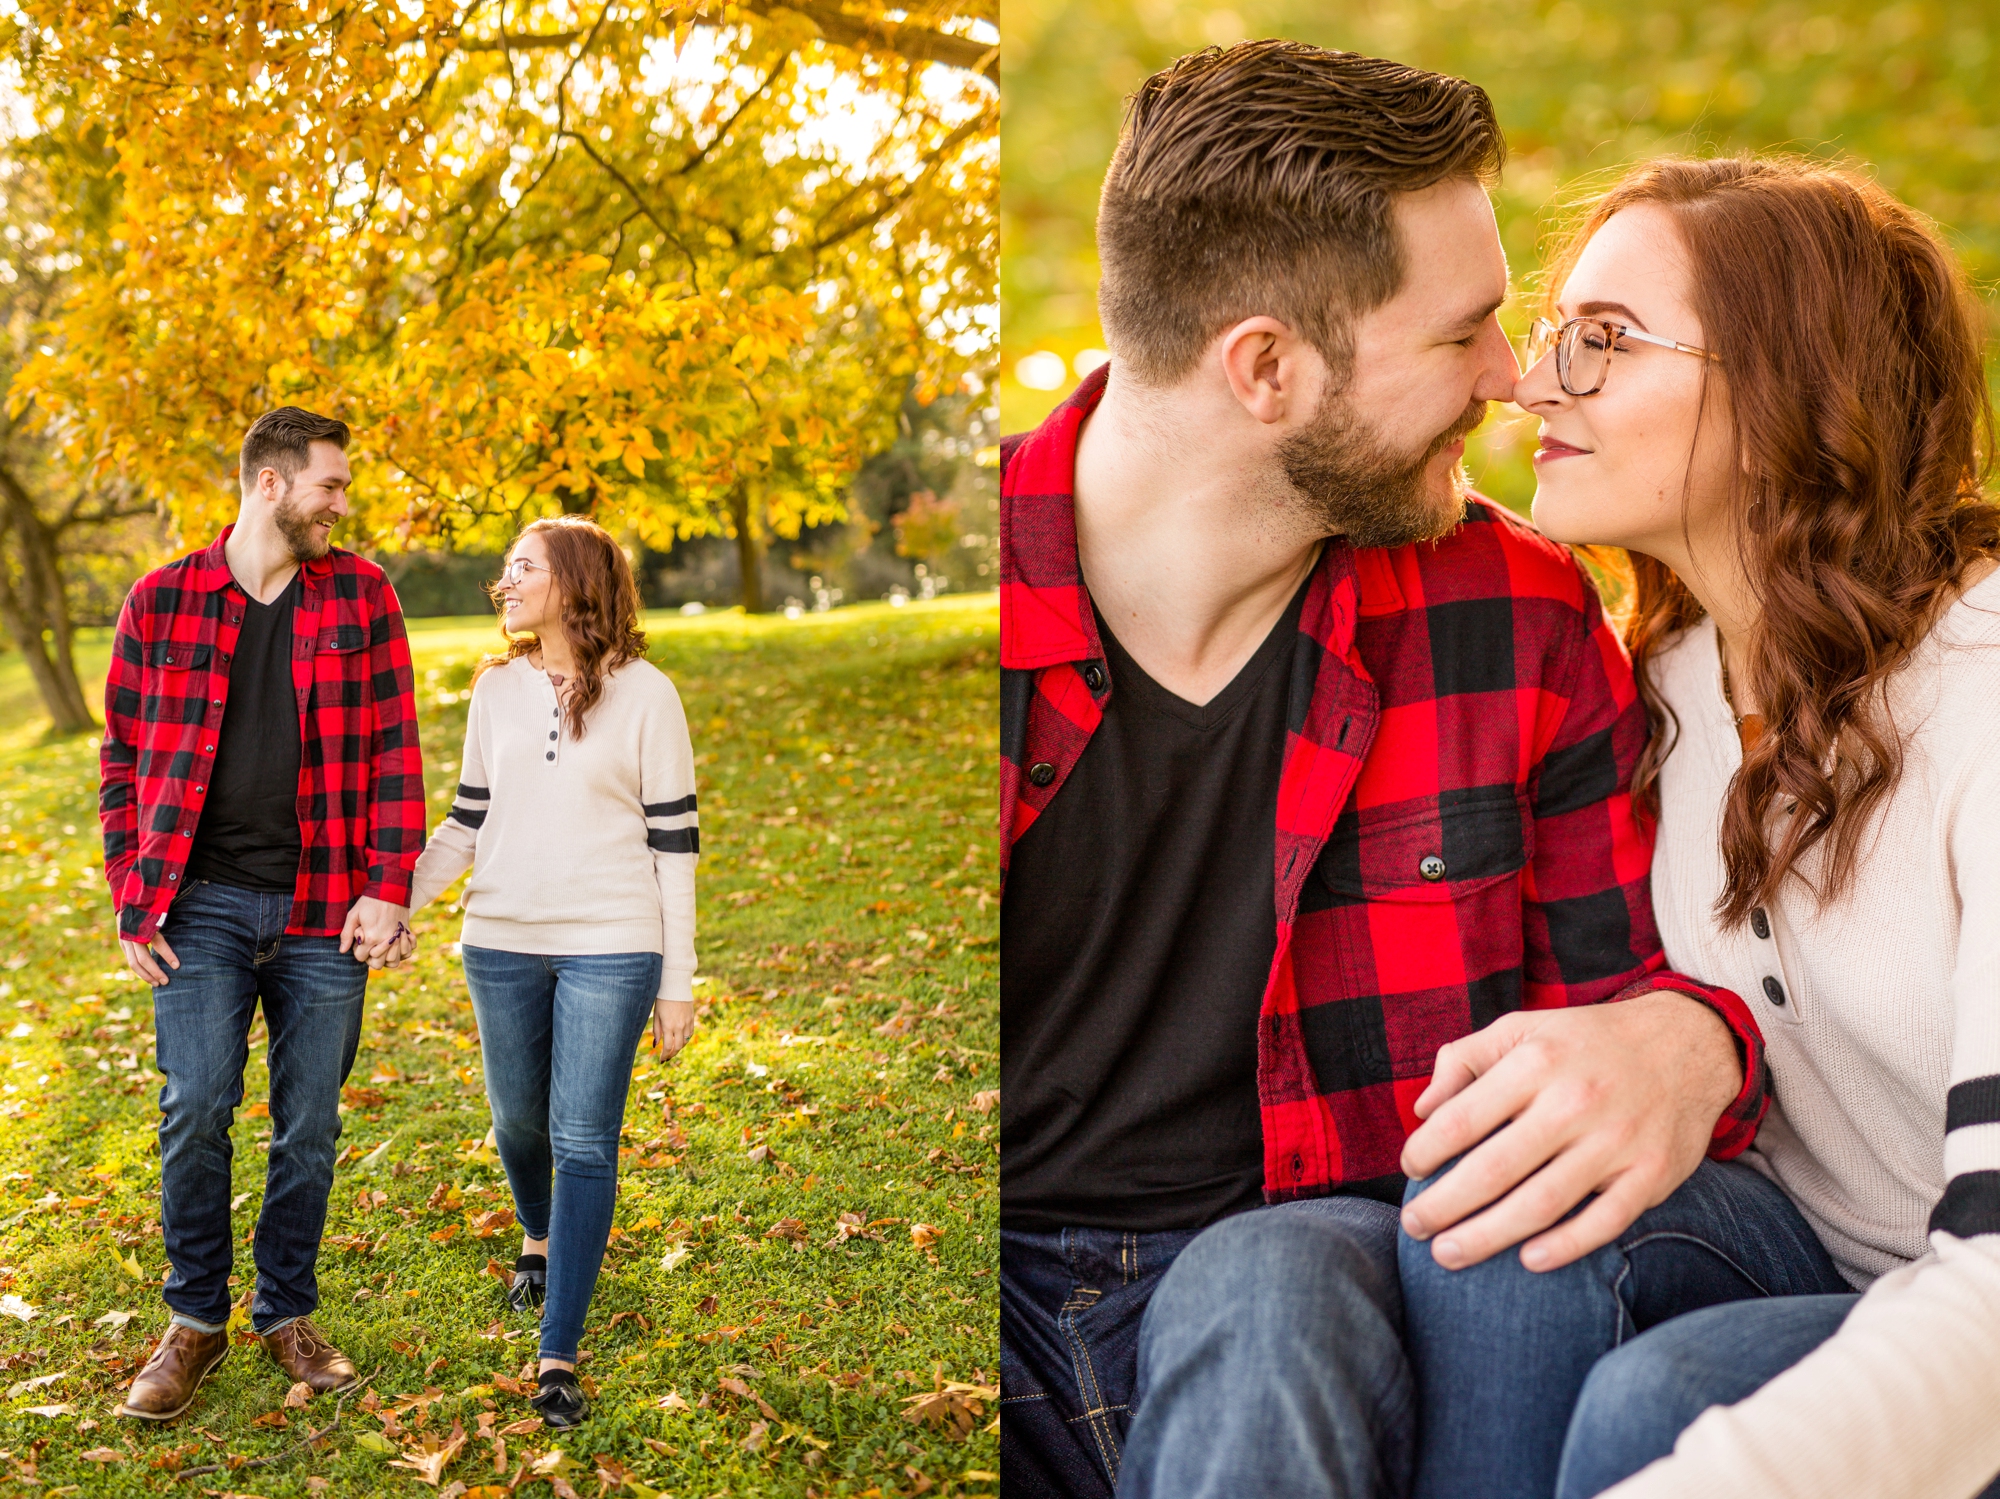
(152, 880, 368, 1333)
(461, 946, 661, 1364)
(1001, 1198, 1412, 1499)
(1559, 1294, 2000, 1498)
(1398, 1157, 1851, 1499)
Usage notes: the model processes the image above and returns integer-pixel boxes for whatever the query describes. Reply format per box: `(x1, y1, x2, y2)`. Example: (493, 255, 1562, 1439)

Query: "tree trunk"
(0, 467, 94, 734)
(730, 481, 767, 613)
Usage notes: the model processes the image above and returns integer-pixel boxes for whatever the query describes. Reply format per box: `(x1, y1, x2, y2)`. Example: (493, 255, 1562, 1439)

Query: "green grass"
(0, 595, 1000, 1497)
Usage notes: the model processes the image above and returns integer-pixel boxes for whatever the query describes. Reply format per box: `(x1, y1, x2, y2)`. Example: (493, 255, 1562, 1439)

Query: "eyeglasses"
(1523, 316, 1719, 397)
(499, 557, 548, 585)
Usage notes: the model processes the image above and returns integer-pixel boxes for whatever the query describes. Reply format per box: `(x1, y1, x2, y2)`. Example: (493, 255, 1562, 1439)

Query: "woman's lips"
(1534, 436, 1591, 463)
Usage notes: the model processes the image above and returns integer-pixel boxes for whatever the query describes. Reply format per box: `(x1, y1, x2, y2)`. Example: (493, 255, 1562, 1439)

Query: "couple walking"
(98, 409, 700, 1431)
(1001, 40, 2000, 1499)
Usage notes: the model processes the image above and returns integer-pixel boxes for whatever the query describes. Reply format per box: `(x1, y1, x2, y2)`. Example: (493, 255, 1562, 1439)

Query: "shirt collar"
(195, 521, 336, 593)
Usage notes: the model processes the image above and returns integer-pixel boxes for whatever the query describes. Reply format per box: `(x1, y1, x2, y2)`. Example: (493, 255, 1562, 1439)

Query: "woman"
(408, 515, 699, 1430)
(1397, 156, 2000, 1498)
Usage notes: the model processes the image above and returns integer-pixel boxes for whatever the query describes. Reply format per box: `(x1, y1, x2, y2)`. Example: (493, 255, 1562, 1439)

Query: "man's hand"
(1398, 991, 1743, 1273)
(121, 933, 180, 987)
(341, 897, 412, 970)
(650, 997, 695, 1060)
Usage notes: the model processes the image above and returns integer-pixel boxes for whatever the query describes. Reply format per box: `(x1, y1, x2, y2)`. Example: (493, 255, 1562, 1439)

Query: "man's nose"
(1471, 316, 1520, 404)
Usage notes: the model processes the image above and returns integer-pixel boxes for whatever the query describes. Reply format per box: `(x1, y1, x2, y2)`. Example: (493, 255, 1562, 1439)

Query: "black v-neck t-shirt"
(186, 573, 304, 893)
(1000, 580, 1306, 1233)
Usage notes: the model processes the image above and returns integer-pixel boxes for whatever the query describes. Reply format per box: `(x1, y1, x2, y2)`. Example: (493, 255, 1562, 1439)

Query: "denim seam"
(1059, 1234, 1122, 1487)
(1620, 1229, 1784, 1300)
(1000, 1393, 1051, 1405)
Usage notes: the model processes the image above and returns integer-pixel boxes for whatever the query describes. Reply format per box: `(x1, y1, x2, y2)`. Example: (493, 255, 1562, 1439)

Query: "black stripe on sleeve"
(648, 827, 699, 854)
(1945, 1076, 2000, 1133)
(644, 793, 697, 818)
(1929, 1171, 2000, 1239)
(448, 806, 488, 830)
(456, 782, 490, 801)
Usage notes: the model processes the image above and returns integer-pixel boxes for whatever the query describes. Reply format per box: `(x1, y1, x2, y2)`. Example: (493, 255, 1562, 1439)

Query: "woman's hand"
(650, 997, 696, 1059)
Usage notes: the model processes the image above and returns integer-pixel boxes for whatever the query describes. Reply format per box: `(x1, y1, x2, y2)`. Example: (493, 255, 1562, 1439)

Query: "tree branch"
(458, 3, 997, 81)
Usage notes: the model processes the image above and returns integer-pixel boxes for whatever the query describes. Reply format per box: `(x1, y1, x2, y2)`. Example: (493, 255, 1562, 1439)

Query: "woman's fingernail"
(1400, 1211, 1428, 1240)
(1435, 1236, 1462, 1266)
(1523, 1244, 1550, 1270)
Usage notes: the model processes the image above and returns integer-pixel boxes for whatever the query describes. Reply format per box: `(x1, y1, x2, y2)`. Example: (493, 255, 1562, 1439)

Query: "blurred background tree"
(1001, 0, 2000, 510)
(0, 0, 997, 727)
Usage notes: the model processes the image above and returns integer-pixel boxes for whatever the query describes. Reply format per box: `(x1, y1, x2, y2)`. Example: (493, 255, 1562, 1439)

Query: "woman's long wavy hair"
(1548, 156, 2000, 926)
(477, 516, 648, 739)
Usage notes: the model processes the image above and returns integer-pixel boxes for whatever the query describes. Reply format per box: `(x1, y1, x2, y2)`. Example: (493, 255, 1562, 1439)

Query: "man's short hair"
(1096, 40, 1505, 386)
(239, 407, 350, 493)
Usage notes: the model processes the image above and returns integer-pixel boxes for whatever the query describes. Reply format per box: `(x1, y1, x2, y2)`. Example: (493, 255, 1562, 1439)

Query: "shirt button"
(1027, 761, 1056, 787)
(1082, 662, 1106, 693)
(194, 785, 203, 793)
(1419, 855, 1447, 882)
(549, 731, 558, 741)
(1762, 976, 1787, 1007)
(212, 699, 222, 707)
(1750, 908, 1771, 940)
(546, 751, 555, 762)
(168, 872, 178, 882)
(204, 744, 214, 753)
(181, 830, 191, 838)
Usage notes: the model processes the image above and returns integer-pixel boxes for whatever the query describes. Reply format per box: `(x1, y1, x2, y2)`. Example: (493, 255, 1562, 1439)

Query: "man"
(999, 42, 1770, 1499)
(100, 407, 424, 1420)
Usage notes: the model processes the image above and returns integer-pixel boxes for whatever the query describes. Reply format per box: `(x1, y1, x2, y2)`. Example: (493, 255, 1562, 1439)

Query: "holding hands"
(341, 895, 416, 969)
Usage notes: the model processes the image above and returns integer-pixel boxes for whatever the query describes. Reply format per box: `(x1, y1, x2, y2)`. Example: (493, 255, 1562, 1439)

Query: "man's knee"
(1146, 1205, 1401, 1362)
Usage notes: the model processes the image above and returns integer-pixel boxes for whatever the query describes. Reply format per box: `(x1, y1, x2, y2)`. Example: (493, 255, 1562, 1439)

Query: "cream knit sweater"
(407, 655, 698, 1004)
(1608, 569, 2000, 1499)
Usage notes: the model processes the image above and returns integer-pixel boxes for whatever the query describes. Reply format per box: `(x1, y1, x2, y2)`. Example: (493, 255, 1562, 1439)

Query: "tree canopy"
(8, 0, 995, 558)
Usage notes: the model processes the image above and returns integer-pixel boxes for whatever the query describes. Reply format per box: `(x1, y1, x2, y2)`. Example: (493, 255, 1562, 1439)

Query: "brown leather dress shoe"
(116, 1322, 229, 1421)
(258, 1316, 358, 1393)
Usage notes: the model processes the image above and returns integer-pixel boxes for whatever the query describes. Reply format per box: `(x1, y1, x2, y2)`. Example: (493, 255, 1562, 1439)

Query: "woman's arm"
(408, 689, 488, 914)
(1606, 730, 2000, 1499)
(640, 671, 699, 1048)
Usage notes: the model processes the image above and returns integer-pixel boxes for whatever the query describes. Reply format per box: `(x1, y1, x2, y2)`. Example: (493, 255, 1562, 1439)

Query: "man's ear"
(1216, 316, 1320, 426)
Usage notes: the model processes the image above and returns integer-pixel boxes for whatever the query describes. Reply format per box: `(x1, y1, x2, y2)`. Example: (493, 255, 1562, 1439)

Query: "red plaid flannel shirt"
(1001, 368, 1769, 1201)
(99, 527, 425, 944)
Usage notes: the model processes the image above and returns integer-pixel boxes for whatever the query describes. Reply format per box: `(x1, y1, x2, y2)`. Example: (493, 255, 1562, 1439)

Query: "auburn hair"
(478, 516, 648, 738)
(1547, 156, 2000, 925)
(1097, 39, 1503, 385)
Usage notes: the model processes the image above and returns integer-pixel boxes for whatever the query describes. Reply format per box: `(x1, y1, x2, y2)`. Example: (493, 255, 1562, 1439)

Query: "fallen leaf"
(284, 1380, 314, 1409)
(654, 1392, 690, 1412)
(659, 1245, 691, 1273)
(763, 1218, 808, 1243)
(94, 1309, 136, 1328)
(740, 1420, 769, 1452)
(387, 1419, 468, 1485)
(469, 1208, 515, 1239)
(429, 1225, 461, 1244)
(78, 1447, 123, 1463)
(696, 1295, 717, 1316)
(425, 1183, 463, 1212)
(970, 1090, 999, 1115)
(6, 1367, 72, 1397)
(497, 1415, 542, 1436)
(911, 1223, 944, 1250)
(252, 1410, 289, 1428)
(355, 1430, 397, 1453)
(482, 1258, 514, 1289)
(23, 1403, 75, 1417)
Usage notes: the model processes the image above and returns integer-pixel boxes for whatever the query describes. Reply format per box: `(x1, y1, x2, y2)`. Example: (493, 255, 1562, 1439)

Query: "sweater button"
(1027, 762, 1056, 787)
(1418, 855, 1447, 882)
(1762, 976, 1787, 1007)
(549, 731, 557, 741)
(1750, 908, 1771, 940)
(546, 751, 555, 762)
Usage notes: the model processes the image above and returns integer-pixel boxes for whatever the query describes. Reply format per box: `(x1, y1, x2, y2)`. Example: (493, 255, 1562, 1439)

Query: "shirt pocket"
(1315, 788, 1532, 903)
(141, 641, 213, 724)
(311, 620, 370, 710)
(1308, 789, 1533, 1033)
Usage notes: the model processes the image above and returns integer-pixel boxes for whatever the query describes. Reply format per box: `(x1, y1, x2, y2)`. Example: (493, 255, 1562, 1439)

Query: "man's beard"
(1278, 394, 1489, 549)
(273, 484, 334, 562)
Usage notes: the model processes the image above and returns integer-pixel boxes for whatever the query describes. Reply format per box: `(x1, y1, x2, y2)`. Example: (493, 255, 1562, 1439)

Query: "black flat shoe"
(507, 1254, 546, 1313)
(530, 1369, 588, 1428)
